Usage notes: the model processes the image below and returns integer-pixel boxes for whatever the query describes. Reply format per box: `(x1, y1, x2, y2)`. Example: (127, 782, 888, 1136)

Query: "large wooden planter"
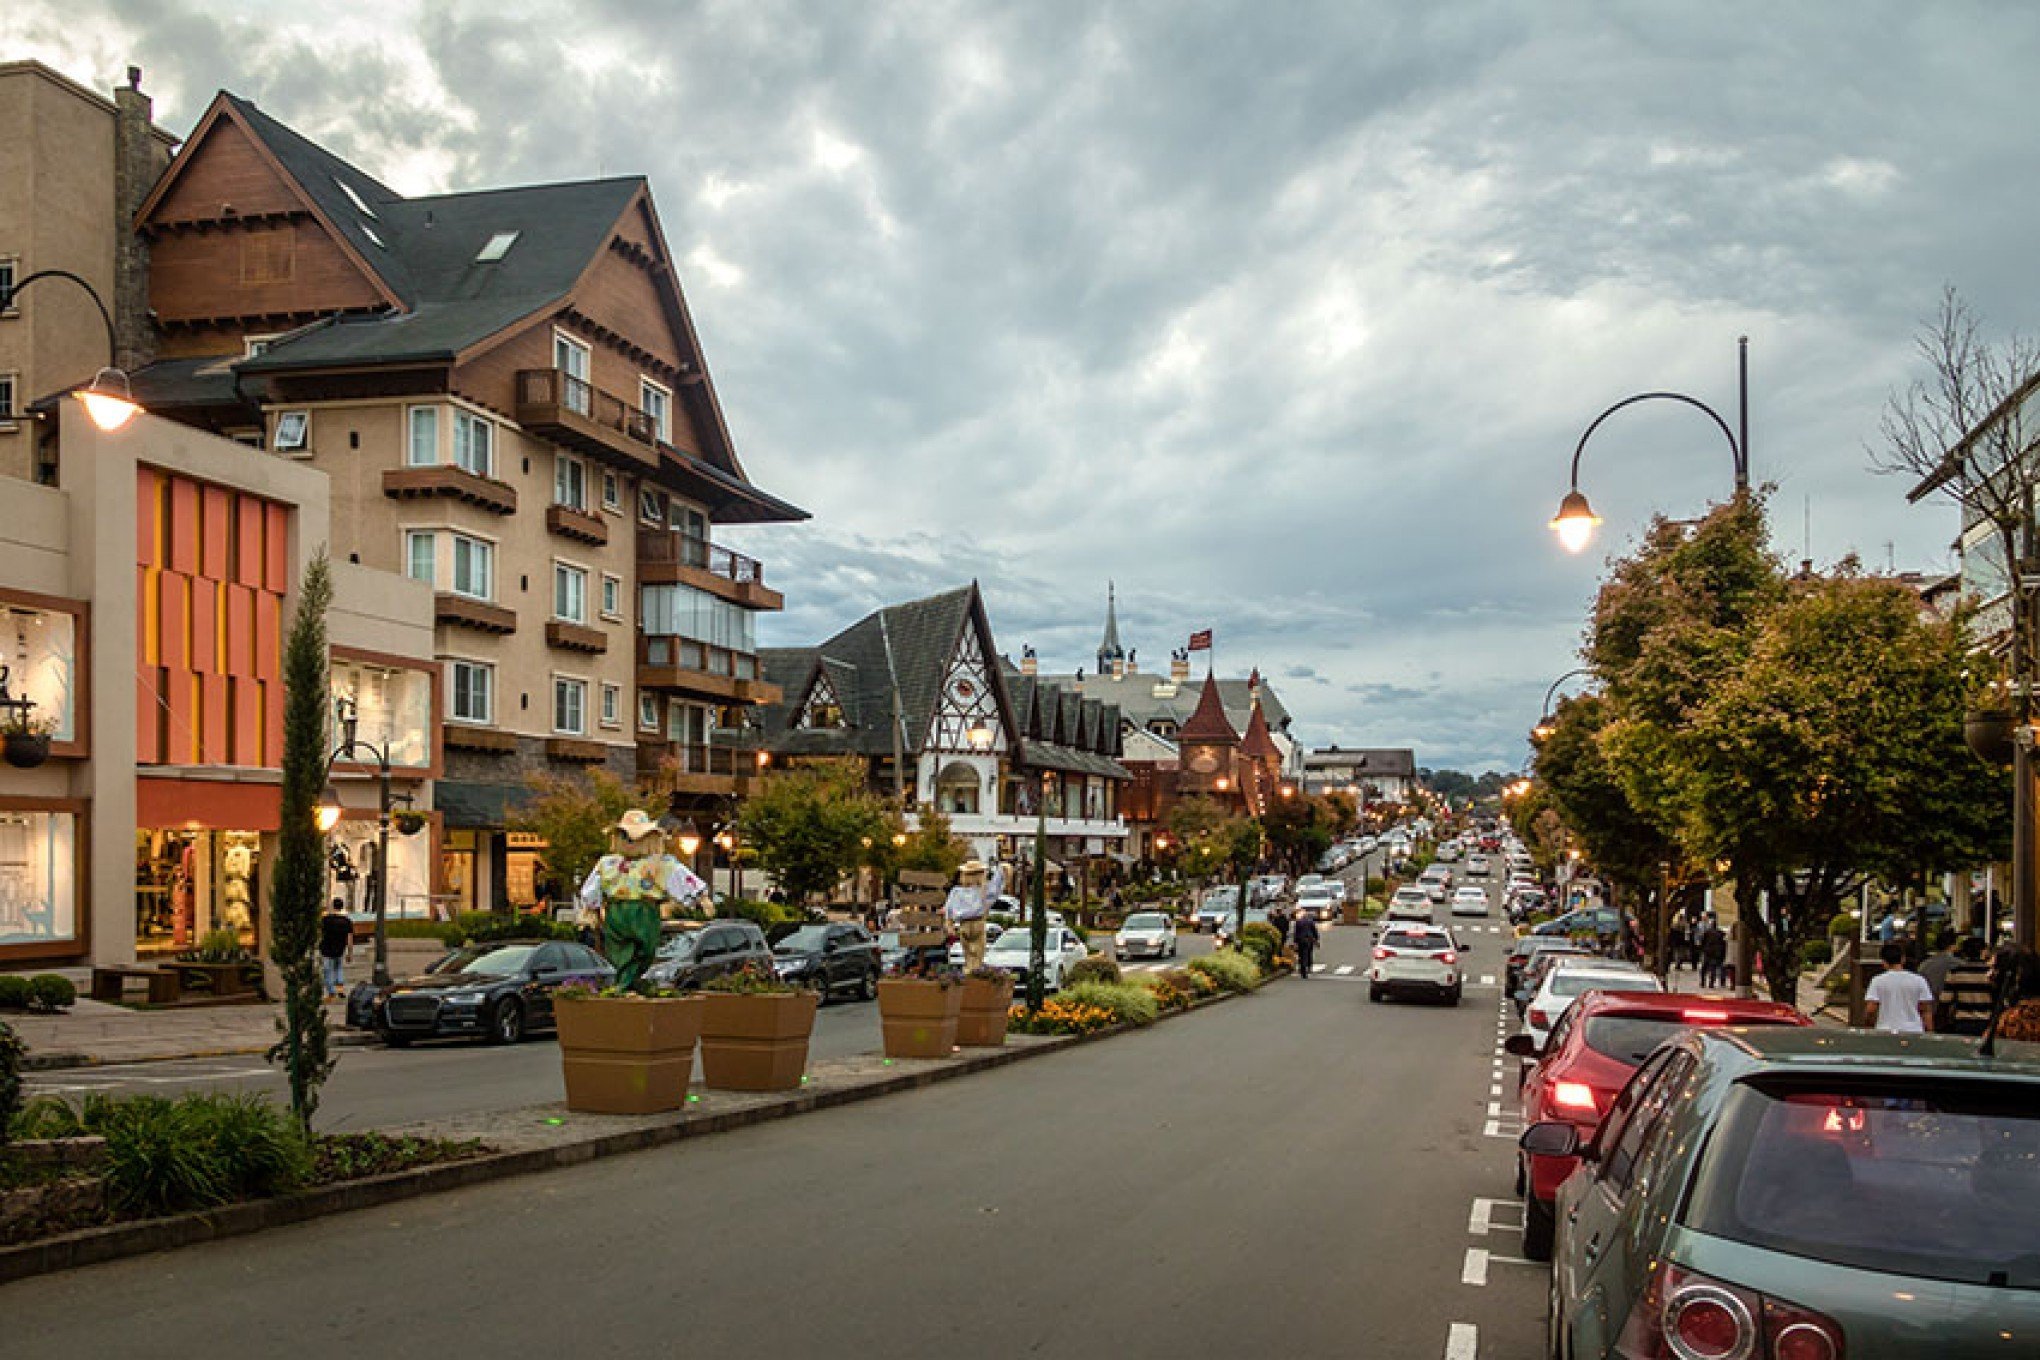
(877, 978, 962, 1059)
(698, 990, 819, 1091)
(956, 974, 1016, 1047)
(555, 994, 704, 1114)
(173, 961, 255, 998)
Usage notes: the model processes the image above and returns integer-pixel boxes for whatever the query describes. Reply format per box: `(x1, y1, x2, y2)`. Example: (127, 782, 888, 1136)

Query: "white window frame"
(601, 573, 623, 620)
(452, 409, 494, 478)
(406, 406, 439, 467)
(0, 258, 16, 316)
(601, 471, 621, 512)
(403, 529, 437, 587)
(553, 330, 592, 415)
(554, 452, 588, 511)
(638, 693, 660, 731)
(273, 410, 310, 452)
(600, 683, 622, 729)
(0, 372, 18, 427)
(638, 488, 664, 526)
(640, 377, 673, 445)
(553, 561, 588, 624)
(448, 659, 494, 725)
(552, 675, 588, 736)
(451, 532, 495, 601)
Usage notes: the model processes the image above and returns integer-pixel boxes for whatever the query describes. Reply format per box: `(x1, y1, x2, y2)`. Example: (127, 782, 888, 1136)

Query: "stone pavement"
(7, 991, 372, 1070)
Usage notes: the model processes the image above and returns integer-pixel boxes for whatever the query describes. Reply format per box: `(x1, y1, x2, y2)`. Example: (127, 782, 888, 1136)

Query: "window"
(404, 530, 436, 586)
(335, 177, 379, 219)
(273, 410, 310, 452)
(406, 407, 438, 466)
(554, 454, 587, 510)
(641, 378, 672, 444)
(451, 534, 494, 600)
(600, 683, 621, 728)
(638, 488, 664, 526)
(0, 373, 16, 424)
(673, 504, 708, 543)
(476, 231, 520, 262)
(638, 693, 660, 731)
(553, 331, 591, 415)
(639, 583, 758, 654)
(601, 574, 622, 619)
(453, 411, 494, 477)
(601, 472, 621, 511)
(0, 810, 79, 948)
(553, 677, 587, 735)
(362, 224, 386, 250)
(553, 563, 587, 623)
(0, 258, 17, 312)
(450, 661, 493, 724)
(244, 333, 280, 357)
(1598, 1050, 1690, 1195)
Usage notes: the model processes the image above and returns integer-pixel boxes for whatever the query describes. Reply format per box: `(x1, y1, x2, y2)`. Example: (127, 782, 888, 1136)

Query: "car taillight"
(1549, 1080, 1598, 1113)
(1439, 951, 1458, 965)
(1528, 1007, 1550, 1029)
(1615, 1263, 1845, 1360)
(1373, 947, 1394, 960)
(1682, 1008, 1732, 1023)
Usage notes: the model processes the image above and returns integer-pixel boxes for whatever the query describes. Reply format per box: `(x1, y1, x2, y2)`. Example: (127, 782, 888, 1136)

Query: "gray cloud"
(9, 0, 2033, 771)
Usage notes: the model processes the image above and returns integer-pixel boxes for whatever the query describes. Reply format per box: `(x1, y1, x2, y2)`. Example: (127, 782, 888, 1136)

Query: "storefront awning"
(137, 776, 281, 831)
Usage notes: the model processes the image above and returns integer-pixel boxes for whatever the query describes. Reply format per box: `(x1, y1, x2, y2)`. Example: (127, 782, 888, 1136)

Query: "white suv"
(1386, 886, 1435, 922)
(1369, 922, 1464, 1005)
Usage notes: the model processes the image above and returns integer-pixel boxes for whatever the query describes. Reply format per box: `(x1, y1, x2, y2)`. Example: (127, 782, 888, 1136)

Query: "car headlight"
(443, 990, 489, 1006)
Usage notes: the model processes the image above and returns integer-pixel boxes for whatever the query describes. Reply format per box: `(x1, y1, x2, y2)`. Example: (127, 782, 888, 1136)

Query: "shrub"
(28, 975, 75, 1013)
(385, 919, 462, 945)
(0, 975, 30, 1010)
(1007, 996, 1119, 1035)
(193, 1092, 312, 1199)
(1132, 972, 1194, 1010)
(1238, 922, 1281, 970)
(1366, 875, 1387, 898)
(184, 927, 252, 963)
(453, 911, 574, 944)
(0, 1019, 22, 1148)
(1188, 951, 1260, 993)
(1158, 965, 1212, 999)
(1066, 956, 1122, 987)
(1828, 912, 1860, 939)
(1062, 981, 1160, 1027)
(63, 1091, 308, 1215)
(11, 1094, 82, 1140)
(1800, 938, 1834, 970)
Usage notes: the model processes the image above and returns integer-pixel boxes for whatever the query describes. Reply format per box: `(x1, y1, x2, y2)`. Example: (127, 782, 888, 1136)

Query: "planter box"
(876, 978, 962, 1059)
(956, 974, 1016, 1047)
(698, 990, 819, 1091)
(173, 961, 255, 998)
(554, 994, 704, 1114)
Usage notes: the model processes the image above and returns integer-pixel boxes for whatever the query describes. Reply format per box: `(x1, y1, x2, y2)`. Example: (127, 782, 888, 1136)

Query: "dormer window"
(476, 231, 520, 262)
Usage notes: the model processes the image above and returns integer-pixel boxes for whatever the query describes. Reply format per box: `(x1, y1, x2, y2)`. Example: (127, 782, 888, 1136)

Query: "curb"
(0, 981, 1262, 1285)
(23, 1030, 379, 1073)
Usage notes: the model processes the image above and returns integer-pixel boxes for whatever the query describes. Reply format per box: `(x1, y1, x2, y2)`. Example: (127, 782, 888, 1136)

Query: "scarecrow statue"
(577, 810, 709, 990)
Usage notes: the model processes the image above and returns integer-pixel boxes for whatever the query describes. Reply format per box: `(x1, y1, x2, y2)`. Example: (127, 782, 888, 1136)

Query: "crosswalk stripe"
(1334, 965, 1355, 976)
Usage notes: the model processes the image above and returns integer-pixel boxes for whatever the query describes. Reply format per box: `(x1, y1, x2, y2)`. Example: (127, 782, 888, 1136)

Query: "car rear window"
(1382, 930, 1449, 950)
(1582, 1014, 1792, 1066)
(1684, 1078, 2040, 1288)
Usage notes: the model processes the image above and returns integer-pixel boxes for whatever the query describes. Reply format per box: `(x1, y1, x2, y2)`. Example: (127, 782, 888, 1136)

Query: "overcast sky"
(9, 1, 2037, 772)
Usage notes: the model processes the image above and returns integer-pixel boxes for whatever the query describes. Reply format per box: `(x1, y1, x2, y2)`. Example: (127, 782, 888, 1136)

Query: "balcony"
(637, 530, 784, 611)
(545, 503, 609, 547)
(444, 724, 517, 754)
(546, 737, 609, 764)
(516, 368, 659, 471)
(545, 619, 608, 654)
(636, 634, 781, 706)
(635, 740, 762, 797)
(435, 594, 517, 635)
(382, 465, 517, 516)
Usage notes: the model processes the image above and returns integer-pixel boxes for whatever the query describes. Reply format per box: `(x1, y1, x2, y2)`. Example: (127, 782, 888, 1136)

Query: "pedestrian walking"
(1863, 941, 1935, 1034)
(1271, 903, 1292, 950)
(318, 897, 353, 1000)
(1697, 919, 1727, 990)
(1941, 937, 1995, 1035)
(1292, 910, 1320, 979)
(1917, 926, 1960, 1002)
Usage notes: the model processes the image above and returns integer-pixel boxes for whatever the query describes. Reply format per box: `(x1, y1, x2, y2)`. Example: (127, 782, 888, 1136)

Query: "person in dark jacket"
(318, 898, 354, 1000)
(1697, 920, 1728, 990)
(1292, 911, 1321, 979)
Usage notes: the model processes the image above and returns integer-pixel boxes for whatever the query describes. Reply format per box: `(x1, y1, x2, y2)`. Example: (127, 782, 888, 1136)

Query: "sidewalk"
(8, 993, 373, 1070)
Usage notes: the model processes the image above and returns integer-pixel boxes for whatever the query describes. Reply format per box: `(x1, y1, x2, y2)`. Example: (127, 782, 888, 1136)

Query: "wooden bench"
(89, 965, 182, 1005)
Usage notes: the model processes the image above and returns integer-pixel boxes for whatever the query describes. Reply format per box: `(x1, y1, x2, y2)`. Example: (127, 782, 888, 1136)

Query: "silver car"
(1113, 910, 1178, 961)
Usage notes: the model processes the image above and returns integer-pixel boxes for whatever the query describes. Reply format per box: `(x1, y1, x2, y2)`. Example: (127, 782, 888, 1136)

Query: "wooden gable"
(146, 113, 304, 223)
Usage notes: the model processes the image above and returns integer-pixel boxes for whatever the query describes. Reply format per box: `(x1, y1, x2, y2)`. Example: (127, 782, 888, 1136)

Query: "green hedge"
(1066, 956, 1123, 987)
(0, 973, 77, 1013)
(452, 912, 576, 944)
(1061, 981, 1160, 1027)
(1188, 951, 1260, 993)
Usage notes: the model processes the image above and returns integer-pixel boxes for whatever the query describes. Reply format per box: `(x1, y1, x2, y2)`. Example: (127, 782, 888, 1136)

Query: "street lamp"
(675, 818, 702, 860)
(965, 718, 995, 752)
(1532, 668, 1595, 740)
(0, 270, 144, 432)
(322, 693, 408, 987)
(1550, 337, 1751, 554)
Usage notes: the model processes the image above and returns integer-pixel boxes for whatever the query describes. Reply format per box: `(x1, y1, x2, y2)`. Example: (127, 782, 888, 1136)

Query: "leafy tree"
(1320, 790, 1360, 837)
(864, 807, 970, 894)
(736, 758, 889, 904)
(1167, 796, 1232, 885)
(267, 555, 335, 1134)
(511, 769, 645, 904)
(1260, 791, 1333, 875)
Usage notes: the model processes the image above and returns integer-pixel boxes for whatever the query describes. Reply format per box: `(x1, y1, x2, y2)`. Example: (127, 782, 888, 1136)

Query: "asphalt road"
(7, 868, 1547, 1359)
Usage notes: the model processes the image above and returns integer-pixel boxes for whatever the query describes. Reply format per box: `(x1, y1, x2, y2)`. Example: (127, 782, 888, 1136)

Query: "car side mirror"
(1504, 1033, 1541, 1059)
(1519, 1121, 1584, 1160)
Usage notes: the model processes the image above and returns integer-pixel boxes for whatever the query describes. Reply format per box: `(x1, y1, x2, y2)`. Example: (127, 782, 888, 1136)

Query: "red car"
(1507, 989, 1808, 1259)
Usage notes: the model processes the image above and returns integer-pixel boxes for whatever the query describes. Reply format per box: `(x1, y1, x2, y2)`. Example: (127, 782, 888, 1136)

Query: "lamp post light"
(0, 269, 144, 432)
(319, 694, 402, 987)
(1550, 338, 1751, 555)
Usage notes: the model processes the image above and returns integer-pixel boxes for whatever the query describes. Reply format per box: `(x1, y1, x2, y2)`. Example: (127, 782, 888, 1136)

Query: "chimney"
(112, 66, 159, 373)
(1127, 649, 1138, 674)
(1170, 653, 1190, 682)
(1020, 648, 1037, 677)
(1112, 657, 1126, 680)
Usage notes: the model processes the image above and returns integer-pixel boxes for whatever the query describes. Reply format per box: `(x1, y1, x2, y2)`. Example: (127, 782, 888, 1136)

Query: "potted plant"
(2, 713, 55, 769)
(696, 963, 820, 1091)
(553, 982, 704, 1115)
(174, 927, 258, 998)
(876, 959, 964, 1059)
(956, 966, 1016, 1047)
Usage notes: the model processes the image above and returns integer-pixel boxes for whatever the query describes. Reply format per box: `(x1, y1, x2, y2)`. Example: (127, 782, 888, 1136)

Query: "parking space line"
(1461, 1247, 1489, 1286)
(1445, 1322, 1478, 1360)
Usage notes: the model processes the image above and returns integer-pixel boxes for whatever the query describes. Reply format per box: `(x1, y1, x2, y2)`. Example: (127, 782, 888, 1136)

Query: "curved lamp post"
(1550, 338, 1750, 553)
(314, 694, 408, 987)
(1531, 668, 1596, 740)
(1, 269, 143, 432)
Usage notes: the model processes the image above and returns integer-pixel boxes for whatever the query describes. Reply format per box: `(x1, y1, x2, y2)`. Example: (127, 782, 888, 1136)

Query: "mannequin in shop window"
(577, 810, 708, 991)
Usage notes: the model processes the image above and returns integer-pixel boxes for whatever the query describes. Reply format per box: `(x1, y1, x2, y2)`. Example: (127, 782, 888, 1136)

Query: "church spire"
(1097, 581, 1126, 676)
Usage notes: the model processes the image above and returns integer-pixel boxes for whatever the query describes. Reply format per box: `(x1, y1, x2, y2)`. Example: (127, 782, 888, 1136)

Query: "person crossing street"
(1292, 909, 1320, 979)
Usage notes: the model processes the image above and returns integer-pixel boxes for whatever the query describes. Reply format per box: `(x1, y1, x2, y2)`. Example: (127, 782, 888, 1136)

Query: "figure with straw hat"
(945, 857, 1003, 971)
(577, 809, 708, 991)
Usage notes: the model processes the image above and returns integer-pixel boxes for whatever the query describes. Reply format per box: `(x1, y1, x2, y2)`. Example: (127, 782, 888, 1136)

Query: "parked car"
(643, 919, 774, 991)
(371, 939, 614, 1047)
(1194, 887, 1240, 932)
(1114, 911, 1178, 961)
(1530, 1028, 2040, 1358)
(983, 925, 1091, 991)
(1521, 959, 1662, 1050)
(1369, 922, 1465, 1004)
(771, 920, 883, 1002)
(1450, 885, 1490, 918)
(1506, 990, 1808, 1258)
(1533, 904, 1623, 940)
(944, 920, 1007, 969)
(1505, 935, 1589, 996)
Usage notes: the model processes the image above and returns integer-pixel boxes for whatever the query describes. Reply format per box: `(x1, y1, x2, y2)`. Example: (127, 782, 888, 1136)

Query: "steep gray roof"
(1068, 671, 1292, 734)
(1304, 747, 1416, 778)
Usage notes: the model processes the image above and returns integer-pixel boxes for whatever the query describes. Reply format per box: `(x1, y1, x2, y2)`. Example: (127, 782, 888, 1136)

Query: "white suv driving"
(1369, 923, 1464, 1005)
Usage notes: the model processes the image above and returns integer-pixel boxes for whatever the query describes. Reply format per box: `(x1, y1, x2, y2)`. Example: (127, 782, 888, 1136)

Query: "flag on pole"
(1187, 629, 1213, 652)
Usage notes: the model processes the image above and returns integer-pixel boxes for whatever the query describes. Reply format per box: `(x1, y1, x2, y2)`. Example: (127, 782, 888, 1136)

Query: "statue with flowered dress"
(576, 810, 708, 991)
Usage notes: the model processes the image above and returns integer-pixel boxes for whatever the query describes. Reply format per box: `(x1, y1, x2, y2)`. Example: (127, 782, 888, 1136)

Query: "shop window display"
(1, 606, 78, 743)
(327, 818, 432, 920)
(134, 829, 261, 953)
(0, 811, 77, 947)
(330, 661, 430, 769)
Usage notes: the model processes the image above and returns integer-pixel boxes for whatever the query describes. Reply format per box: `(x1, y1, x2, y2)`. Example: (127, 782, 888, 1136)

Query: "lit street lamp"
(0, 269, 145, 431)
(316, 694, 411, 987)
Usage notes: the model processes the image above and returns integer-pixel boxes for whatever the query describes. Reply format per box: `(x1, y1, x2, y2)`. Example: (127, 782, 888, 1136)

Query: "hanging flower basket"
(392, 810, 429, 836)
(1964, 708, 2016, 766)
(3, 730, 51, 769)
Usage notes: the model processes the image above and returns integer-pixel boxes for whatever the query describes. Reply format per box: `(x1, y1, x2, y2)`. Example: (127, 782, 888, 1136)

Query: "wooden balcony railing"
(637, 531, 782, 610)
(515, 368, 660, 468)
(636, 633, 780, 705)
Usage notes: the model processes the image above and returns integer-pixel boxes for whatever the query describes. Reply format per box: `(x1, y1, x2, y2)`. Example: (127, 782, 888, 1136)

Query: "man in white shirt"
(1864, 941, 1936, 1034)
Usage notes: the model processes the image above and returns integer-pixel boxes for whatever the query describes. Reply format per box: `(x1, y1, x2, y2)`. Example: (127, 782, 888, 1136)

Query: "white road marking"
(1462, 1247, 1489, 1286)
(1490, 1082, 1503, 1097)
(1445, 1323, 1479, 1360)
(1480, 974, 1496, 985)
(1334, 965, 1355, 976)
(1487, 1100, 1503, 1117)
(1469, 1197, 1523, 1236)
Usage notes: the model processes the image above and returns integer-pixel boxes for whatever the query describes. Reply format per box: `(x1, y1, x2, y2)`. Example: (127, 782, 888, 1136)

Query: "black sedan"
(770, 922, 881, 1003)
(370, 940, 614, 1046)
